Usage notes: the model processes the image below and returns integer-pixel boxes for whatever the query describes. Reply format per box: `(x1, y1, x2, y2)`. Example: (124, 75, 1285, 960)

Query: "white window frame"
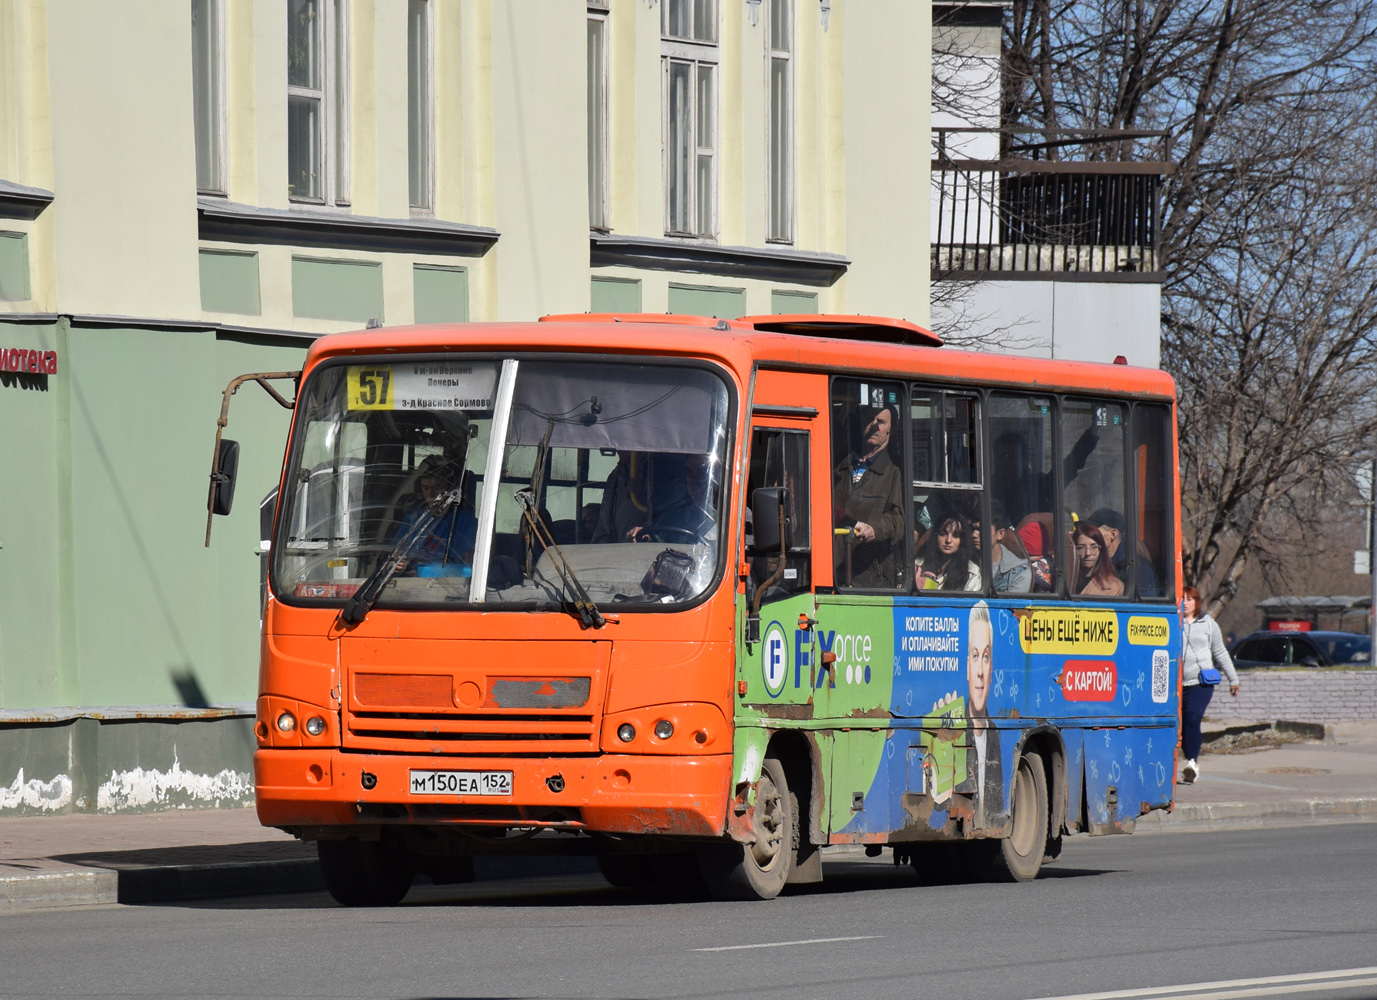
(587, 6, 610, 231)
(192, 0, 227, 195)
(766, 0, 793, 243)
(407, 0, 434, 213)
(287, 0, 351, 207)
(662, 44, 718, 238)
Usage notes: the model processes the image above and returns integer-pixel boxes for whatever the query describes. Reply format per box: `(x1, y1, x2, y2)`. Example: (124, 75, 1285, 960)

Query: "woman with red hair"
(1072, 522, 1123, 597)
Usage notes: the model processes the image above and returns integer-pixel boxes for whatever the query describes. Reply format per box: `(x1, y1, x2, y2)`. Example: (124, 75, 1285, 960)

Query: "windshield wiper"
(337, 479, 464, 628)
(514, 489, 608, 630)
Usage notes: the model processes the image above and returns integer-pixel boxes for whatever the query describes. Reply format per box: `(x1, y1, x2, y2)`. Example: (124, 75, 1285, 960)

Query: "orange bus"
(214, 314, 1182, 904)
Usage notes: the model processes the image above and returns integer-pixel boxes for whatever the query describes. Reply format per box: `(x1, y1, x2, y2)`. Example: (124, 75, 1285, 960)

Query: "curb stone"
(1136, 797, 1377, 833)
(1, 858, 323, 910)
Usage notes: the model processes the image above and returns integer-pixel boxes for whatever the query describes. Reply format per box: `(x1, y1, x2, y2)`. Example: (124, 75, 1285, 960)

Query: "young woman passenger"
(1072, 522, 1124, 597)
(915, 512, 981, 592)
(989, 501, 1032, 594)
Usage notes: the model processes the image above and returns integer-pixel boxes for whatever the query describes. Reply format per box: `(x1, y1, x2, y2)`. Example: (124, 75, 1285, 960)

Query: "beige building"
(0, 0, 932, 814)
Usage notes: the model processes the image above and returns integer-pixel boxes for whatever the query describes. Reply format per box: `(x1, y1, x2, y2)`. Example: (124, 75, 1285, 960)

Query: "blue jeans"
(1182, 683, 1215, 761)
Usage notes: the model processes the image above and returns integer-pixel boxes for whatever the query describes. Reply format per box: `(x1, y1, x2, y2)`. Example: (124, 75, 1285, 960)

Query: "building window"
(662, 0, 717, 237)
(587, 6, 609, 230)
(767, 0, 792, 242)
(287, 0, 350, 205)
(192, 0, 225, 194)
(407, 0, 432, 212)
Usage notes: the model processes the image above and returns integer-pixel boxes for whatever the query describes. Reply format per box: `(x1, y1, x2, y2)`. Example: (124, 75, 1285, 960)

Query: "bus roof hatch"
(740, 314, 943, 347)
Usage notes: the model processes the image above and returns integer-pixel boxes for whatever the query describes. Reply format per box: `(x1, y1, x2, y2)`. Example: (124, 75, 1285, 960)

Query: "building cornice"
(0, 179, 54, 221)
(590, 232, 850, 287)
(198, 197, 500, 257)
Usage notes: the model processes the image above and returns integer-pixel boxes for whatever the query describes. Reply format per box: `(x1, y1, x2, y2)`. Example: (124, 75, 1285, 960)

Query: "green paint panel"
(199, 250, 261, 315)
(0, 231, 31, 301)
(413, 264, 469, 323)
(0, 323, 62, 707)
(668, 283, 745, 319)
(292, 256, 383, 323)
(591, 276, 641, 313)
(772, 290, 818, 314)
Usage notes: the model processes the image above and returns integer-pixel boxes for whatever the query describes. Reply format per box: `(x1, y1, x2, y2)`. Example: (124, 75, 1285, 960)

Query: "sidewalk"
(3, 722, 1375, 910)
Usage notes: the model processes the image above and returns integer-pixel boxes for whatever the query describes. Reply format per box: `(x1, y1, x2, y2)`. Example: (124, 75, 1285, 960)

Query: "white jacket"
(1182, 612, 1238, 687)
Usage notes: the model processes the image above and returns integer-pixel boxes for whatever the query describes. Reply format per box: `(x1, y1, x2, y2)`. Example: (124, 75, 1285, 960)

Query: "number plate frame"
(408, 769, 514, 797)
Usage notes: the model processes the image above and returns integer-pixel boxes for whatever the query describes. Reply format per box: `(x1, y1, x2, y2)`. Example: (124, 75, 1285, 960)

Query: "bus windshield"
(273, 357, 732, 611)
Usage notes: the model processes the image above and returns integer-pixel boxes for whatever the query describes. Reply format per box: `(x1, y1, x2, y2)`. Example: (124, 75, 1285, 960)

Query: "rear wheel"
(698, 757, 794, 900)
(317, 837, 416, 907)
(975, 750, 1048, 882)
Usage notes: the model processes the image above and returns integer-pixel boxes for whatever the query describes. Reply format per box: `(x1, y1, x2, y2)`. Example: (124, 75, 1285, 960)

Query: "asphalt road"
(2, 823, 1374, 1000)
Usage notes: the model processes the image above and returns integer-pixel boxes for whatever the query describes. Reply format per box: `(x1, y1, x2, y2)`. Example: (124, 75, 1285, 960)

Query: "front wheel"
(317, 838, 416, 907)
(698, 757, 795, 900)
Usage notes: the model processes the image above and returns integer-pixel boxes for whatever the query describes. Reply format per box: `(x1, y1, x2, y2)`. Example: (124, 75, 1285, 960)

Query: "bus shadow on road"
(164, 857, 1119, 911)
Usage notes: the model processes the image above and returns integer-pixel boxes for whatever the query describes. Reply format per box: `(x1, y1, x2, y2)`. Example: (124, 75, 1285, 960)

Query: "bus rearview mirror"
(750, 487, 789, 553)
(210, 438, 240, 516)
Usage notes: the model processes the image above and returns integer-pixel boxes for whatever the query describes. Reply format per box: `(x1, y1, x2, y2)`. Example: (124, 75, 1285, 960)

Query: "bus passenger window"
(1062, 400, 1136, 598)
(988, 394, 1055, 592)
(1133, 404, 1173, 599)
(746, 428, 811, 600)
(911, 388, 983, 592)
(831, 378, 905, 589)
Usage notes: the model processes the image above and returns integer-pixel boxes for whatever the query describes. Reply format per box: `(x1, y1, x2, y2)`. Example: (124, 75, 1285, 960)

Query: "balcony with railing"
(931, 128, 1173, 280)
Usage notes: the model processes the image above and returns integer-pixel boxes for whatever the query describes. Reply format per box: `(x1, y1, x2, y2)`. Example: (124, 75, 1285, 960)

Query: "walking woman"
(1181, 585, 1240, 783)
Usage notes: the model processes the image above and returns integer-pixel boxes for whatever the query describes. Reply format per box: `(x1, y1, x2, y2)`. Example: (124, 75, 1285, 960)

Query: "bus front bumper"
(254, 749, 733, 838)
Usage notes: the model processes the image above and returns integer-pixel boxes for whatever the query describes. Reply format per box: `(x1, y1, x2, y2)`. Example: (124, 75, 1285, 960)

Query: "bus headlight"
(653, 720, 674, 740)
(304, 716, 325, 737)
(276, 711, 297, 733)
(617, 723, 636, 743)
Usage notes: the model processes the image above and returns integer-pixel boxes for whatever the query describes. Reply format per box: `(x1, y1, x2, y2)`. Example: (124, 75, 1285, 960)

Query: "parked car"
(1229, 630, 1371, 668)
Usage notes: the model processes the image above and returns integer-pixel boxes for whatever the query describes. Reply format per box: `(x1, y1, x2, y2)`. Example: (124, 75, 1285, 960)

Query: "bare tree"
(1001, 0, 1377, 614)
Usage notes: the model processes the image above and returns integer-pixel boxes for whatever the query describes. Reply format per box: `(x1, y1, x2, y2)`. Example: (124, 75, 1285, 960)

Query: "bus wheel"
(317, 837, 416, 906)
(698, 757, 794, 900)
(986, 750, 1049, 882)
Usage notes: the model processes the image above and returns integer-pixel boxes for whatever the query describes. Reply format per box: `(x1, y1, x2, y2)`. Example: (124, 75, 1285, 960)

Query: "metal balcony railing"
(931, 128, 1173, 279)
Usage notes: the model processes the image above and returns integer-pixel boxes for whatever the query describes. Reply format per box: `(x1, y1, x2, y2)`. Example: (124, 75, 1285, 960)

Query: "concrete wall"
(932, 279, 1163, 368)
(1206, 670, 1377, 725)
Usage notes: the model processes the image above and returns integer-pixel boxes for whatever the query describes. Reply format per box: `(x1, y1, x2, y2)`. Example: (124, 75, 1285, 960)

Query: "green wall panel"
(413, 264, 469, 324)
(292, 256, 383, 323)
(668, 282, 745, 319)
(0, 323, 62, 707)
(0, 231, 31, 301)
(772, 290, 818, 314)
(590, 276, 642, 313)
(199, 249, 261, 315)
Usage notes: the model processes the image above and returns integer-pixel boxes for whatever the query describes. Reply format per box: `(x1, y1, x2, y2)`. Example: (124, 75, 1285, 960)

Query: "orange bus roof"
(305, 319, 1174, 399)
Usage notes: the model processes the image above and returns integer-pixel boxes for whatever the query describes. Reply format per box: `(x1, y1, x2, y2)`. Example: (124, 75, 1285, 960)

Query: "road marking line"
(1026, 966, 1377, 1000)
(693, 935, 881, 953)
(1157, 977, 1377, 1000)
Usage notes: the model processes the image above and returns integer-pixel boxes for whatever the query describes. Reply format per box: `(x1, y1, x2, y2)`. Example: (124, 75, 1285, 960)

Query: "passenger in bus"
(395, 455, 478, 577)
(1085, 508, 1158, 597)
(833, 404, 905, 587)
(914, 511, 981, 591)
(1072, 522, 1124, 596)
(1016, 514, 1054, 591)
(591, 451, 643, 543)
(989, 501, 1032, 594)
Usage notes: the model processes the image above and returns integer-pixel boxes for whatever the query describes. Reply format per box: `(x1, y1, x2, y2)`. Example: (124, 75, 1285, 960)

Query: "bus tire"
(985, 750, 1049, 882)
(317, 837, 416, 907)
(697, 756, 794, 900)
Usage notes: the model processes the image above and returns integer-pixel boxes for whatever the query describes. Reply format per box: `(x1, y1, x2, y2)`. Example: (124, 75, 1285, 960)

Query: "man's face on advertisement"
(968, 618, 993, 716)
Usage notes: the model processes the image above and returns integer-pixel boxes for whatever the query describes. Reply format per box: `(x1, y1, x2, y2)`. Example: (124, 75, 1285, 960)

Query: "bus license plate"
(409, 770, 513, 797)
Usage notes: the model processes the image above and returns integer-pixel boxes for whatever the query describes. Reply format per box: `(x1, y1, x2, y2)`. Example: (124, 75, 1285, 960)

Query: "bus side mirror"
(210, 438, 240, 516)
(750, 487, 789, 554)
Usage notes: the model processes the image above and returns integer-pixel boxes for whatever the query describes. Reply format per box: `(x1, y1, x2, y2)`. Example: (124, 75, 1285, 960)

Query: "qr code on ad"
(1151, 649, 1170, 703)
